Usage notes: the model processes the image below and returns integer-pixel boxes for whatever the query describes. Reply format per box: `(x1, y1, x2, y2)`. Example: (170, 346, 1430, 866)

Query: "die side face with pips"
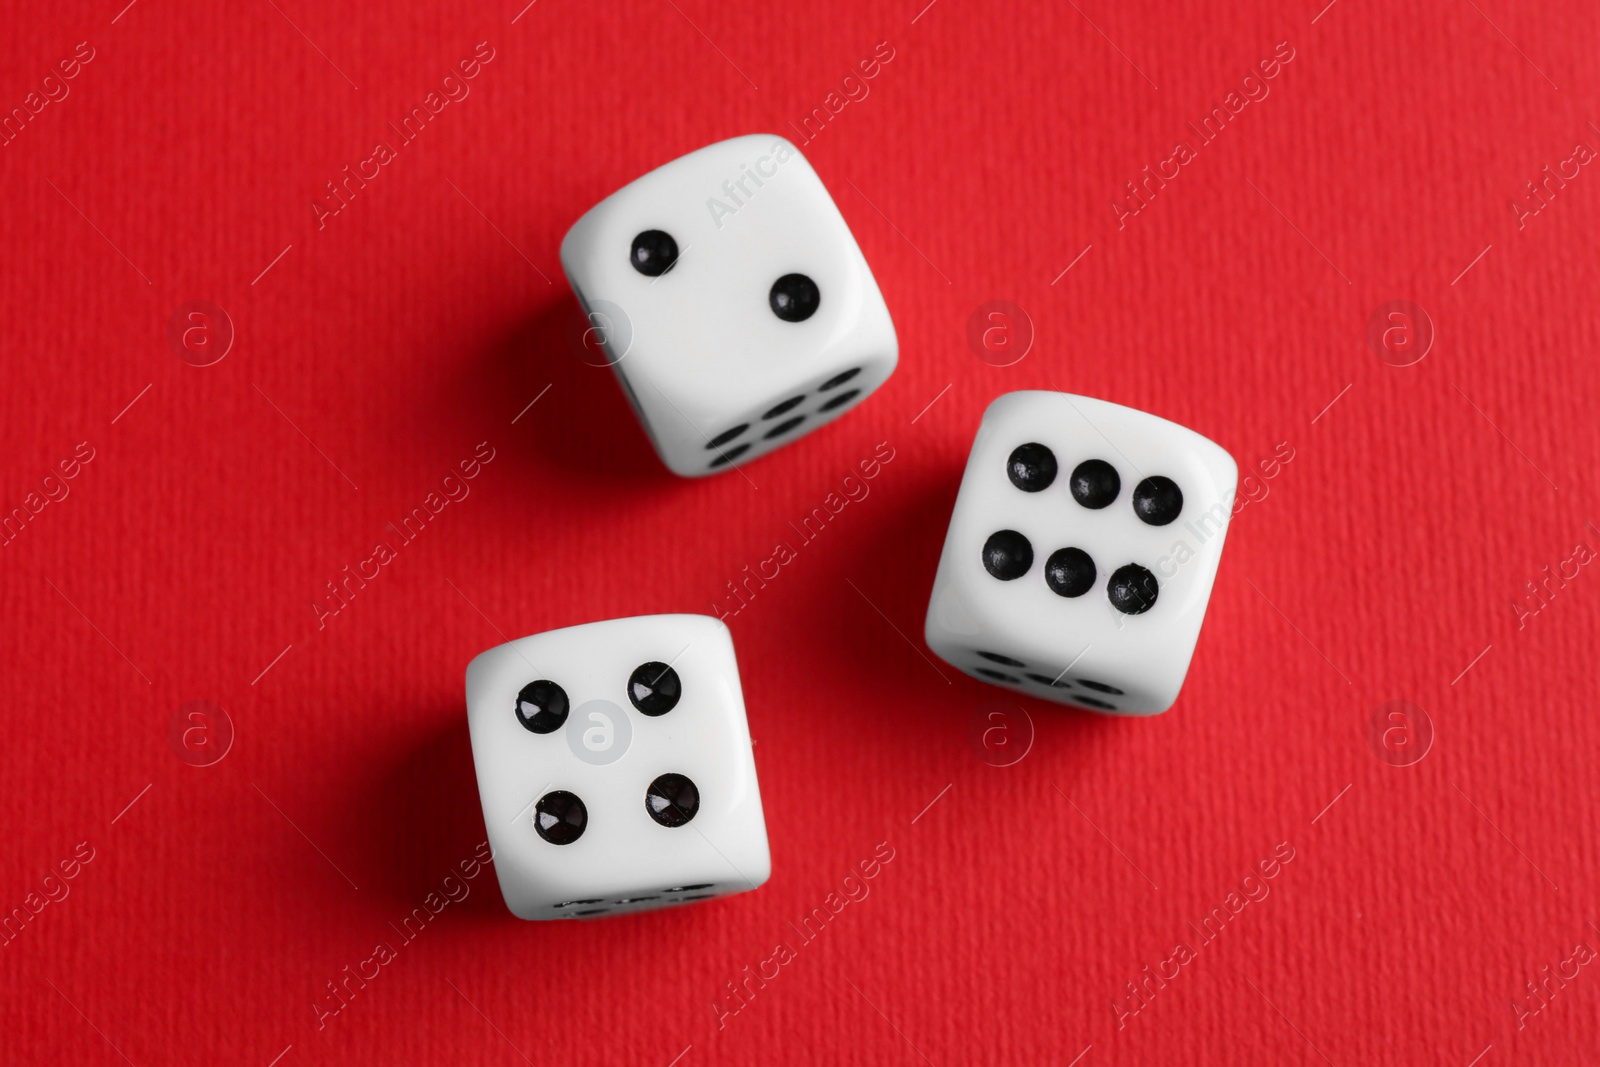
(466, 614, 769, 919)
(925, 391, 1238, 715)
(560, 135, 898, 477)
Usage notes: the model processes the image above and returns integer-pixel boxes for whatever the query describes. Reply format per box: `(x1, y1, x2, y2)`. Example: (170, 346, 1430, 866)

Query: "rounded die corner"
(1202, 439, 1242, 496)
(465, 637, 531, 692)
(642, 611, 738, 649)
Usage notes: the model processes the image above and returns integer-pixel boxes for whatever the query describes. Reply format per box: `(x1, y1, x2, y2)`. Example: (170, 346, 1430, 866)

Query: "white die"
(465, 614, 770, 919)
(924, 391, 1238, 715)
(559, 134, 898, 477)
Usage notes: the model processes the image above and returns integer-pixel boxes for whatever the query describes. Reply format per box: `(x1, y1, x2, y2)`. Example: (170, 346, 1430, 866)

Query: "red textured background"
(3, 0, 1598, 1063)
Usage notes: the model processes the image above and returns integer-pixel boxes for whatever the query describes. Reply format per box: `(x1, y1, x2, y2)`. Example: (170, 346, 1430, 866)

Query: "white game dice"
(465, 614, 770, 919)
(924, 391, 1238, 715)
(559, 134, 898, 477)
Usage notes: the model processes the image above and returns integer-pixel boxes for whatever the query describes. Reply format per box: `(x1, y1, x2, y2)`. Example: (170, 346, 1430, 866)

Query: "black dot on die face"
(629, 230, 679, 277)
(820, 367, 860, 391)
(763, 395, 806, 419)
(708, 443, 751, 469)
(976, 651, 1026, 667)
(764, 415, 805, 439)
(663, 883, 714, 892)
(552, 899, 604, 908)
(982, 529, 1033, 580)
(818, 389, 859, 412)
(1107, 563, 1159, 615)
(678, 894, 714, 902)
(1006, 443, 1057, 492)
(1044, 547, 1096, 598)
(1070, 459, 1121, 508)
(974, 668, 1021, 684)
(706, 424, 748, 449)
(573, 908, 609, 916)
(628, 662, 682, 716)
(645, 773, 700, 827)
(1075, 679, 1125, 695)
(515, 680, 569, 734)
(1073, 696, 1117, 711)
(769, 274, 820, 322)
(534, 790, 587, 845)
(1132, 476, 1183, 525)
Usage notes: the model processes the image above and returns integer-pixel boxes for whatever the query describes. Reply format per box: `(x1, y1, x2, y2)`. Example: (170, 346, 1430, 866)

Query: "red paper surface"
(3, 1, 1598, 1063)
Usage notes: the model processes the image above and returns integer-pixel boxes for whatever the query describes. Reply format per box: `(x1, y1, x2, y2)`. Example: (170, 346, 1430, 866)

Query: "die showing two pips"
(558, 134, 898, 476)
